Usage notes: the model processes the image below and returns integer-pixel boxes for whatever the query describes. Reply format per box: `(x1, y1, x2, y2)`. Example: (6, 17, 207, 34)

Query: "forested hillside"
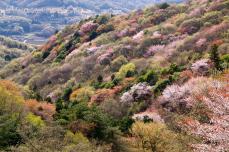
(0, 0, 184, 45)
(0, 0, 229, 151)
(0, 36, 34, 68)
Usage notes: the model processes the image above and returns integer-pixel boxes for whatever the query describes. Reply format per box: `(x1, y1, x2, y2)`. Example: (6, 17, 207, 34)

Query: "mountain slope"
(0, 0, 229, 151)
(1, 0, 228, 98)
(0, 0, 185, 45)
(0, 36, 34, 68)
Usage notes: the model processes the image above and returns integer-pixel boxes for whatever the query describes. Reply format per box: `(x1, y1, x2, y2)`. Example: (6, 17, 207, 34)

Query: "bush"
(129, 122, 190, 152)
(154, 79, 171, 94)
(116, 63, 136, 79)
(158, 3, 170, 9)
(201, 11, 222, 24)
(95, 14, 111, 24)
(221, 54, 229, 69)
(210, 44, 222, 70)
(119, 117, 134, 133)
(25, 113, 45, 129)
(161, 64, 183, 75)
(96, 24, 114, 35)
(138, 70, 158, 86)
(97, 75, 103, 83)
(111, 55, 128, 72)
(56, 102, 118, 141)
(70, 87, 95, 103)
(62, 87, 72, 101)
(0, 83, 25, 149)
(179, 18, 203, 35)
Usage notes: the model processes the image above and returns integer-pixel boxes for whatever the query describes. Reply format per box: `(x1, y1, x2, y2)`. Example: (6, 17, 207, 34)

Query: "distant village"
(0, 6, 123, 45)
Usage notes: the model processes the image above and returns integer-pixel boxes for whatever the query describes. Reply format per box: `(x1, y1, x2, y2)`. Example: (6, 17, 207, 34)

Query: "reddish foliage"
(69, 120, 96, 136)
(90, 86, 122, 105)
(0, 80, 21, 96)
(25, 99, 56, 121)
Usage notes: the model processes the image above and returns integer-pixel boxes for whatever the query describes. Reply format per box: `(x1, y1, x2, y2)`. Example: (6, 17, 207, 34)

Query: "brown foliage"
(25, 99, 56, 121)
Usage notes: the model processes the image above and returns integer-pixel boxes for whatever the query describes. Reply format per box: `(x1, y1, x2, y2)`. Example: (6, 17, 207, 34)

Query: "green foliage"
(210, 44, 222, 70)
(201, 11, 222, 24)
(128, 102, 149, 116)
(116, 63, 136, 79)
(111, 55, 128, 72)
(221, 54, 229, 63)
(64, 131, 89, 145)
(95, 14, 111, 24)
(138, 70, 158, 86)
(89, 30, 98, 40)
(42, 51, 50, 59)
(180, 18, 203, 34)
(221, 54, 229, 68)
(56, 102, 118, 141)
(129, 122, 192, 152)
(55, 48, 68, 62)
(96, 24, 114, 34)
(70, 87, 94, 103)
(0, 85, 24, 150)
(25, 113, 45, 129)
(158, 3, 170, 9)
(154, 79, 171, 94)
(0, 113, 22, 150)
(161, 63, 183, 75)
(97, 75, 103, 83)
(119, 117, 134, 133)
(94, 81, 115, 89)
(62, 87, 73, 101)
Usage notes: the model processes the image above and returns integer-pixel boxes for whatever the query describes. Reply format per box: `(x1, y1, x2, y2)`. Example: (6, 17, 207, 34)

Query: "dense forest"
(0, 0, 229, 151)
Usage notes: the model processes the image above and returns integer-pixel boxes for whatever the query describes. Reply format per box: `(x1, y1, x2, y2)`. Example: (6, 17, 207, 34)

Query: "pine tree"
(210, 44, 222, 70)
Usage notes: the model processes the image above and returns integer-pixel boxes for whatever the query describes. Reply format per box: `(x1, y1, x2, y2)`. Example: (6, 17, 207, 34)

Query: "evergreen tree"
(210, 44, 222, 70)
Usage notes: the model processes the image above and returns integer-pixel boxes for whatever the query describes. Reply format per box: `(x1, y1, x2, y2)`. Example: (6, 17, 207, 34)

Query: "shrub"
(97, 75, 103, 83)
(25, 113, 45, 129)
(221, 54, 229, 69)
(201, 11, 222, 24)
(25, 99, 56, 121)
(158, 3, 170, 9)
(99, 99, 129, 119)
(116, 63, 136, 79)
(97, 49, 114, 66)
(96, 24, 114, 35)
(111, 55, 128, 72)
(62, 87, 72, 101)
(56, 102, 117, 141)
(70, 87, 95, 103)
(210, 44, 222, 70)
(95, 14, 111, 24)
(161, 64, 183, 75)
(0, 84, 25, 149)
(138, 70, 158, 86)
(80, 21, 99, 34)
(129, 122, 189, 152)
(154, 79, 171, 94)
(119, 116, 134, 133)
(64, 131, 89, 145)
(179, 18, 203, 35)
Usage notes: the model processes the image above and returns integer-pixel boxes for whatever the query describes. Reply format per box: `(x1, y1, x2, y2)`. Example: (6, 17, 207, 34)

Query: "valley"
(0, 0, 183, 45)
